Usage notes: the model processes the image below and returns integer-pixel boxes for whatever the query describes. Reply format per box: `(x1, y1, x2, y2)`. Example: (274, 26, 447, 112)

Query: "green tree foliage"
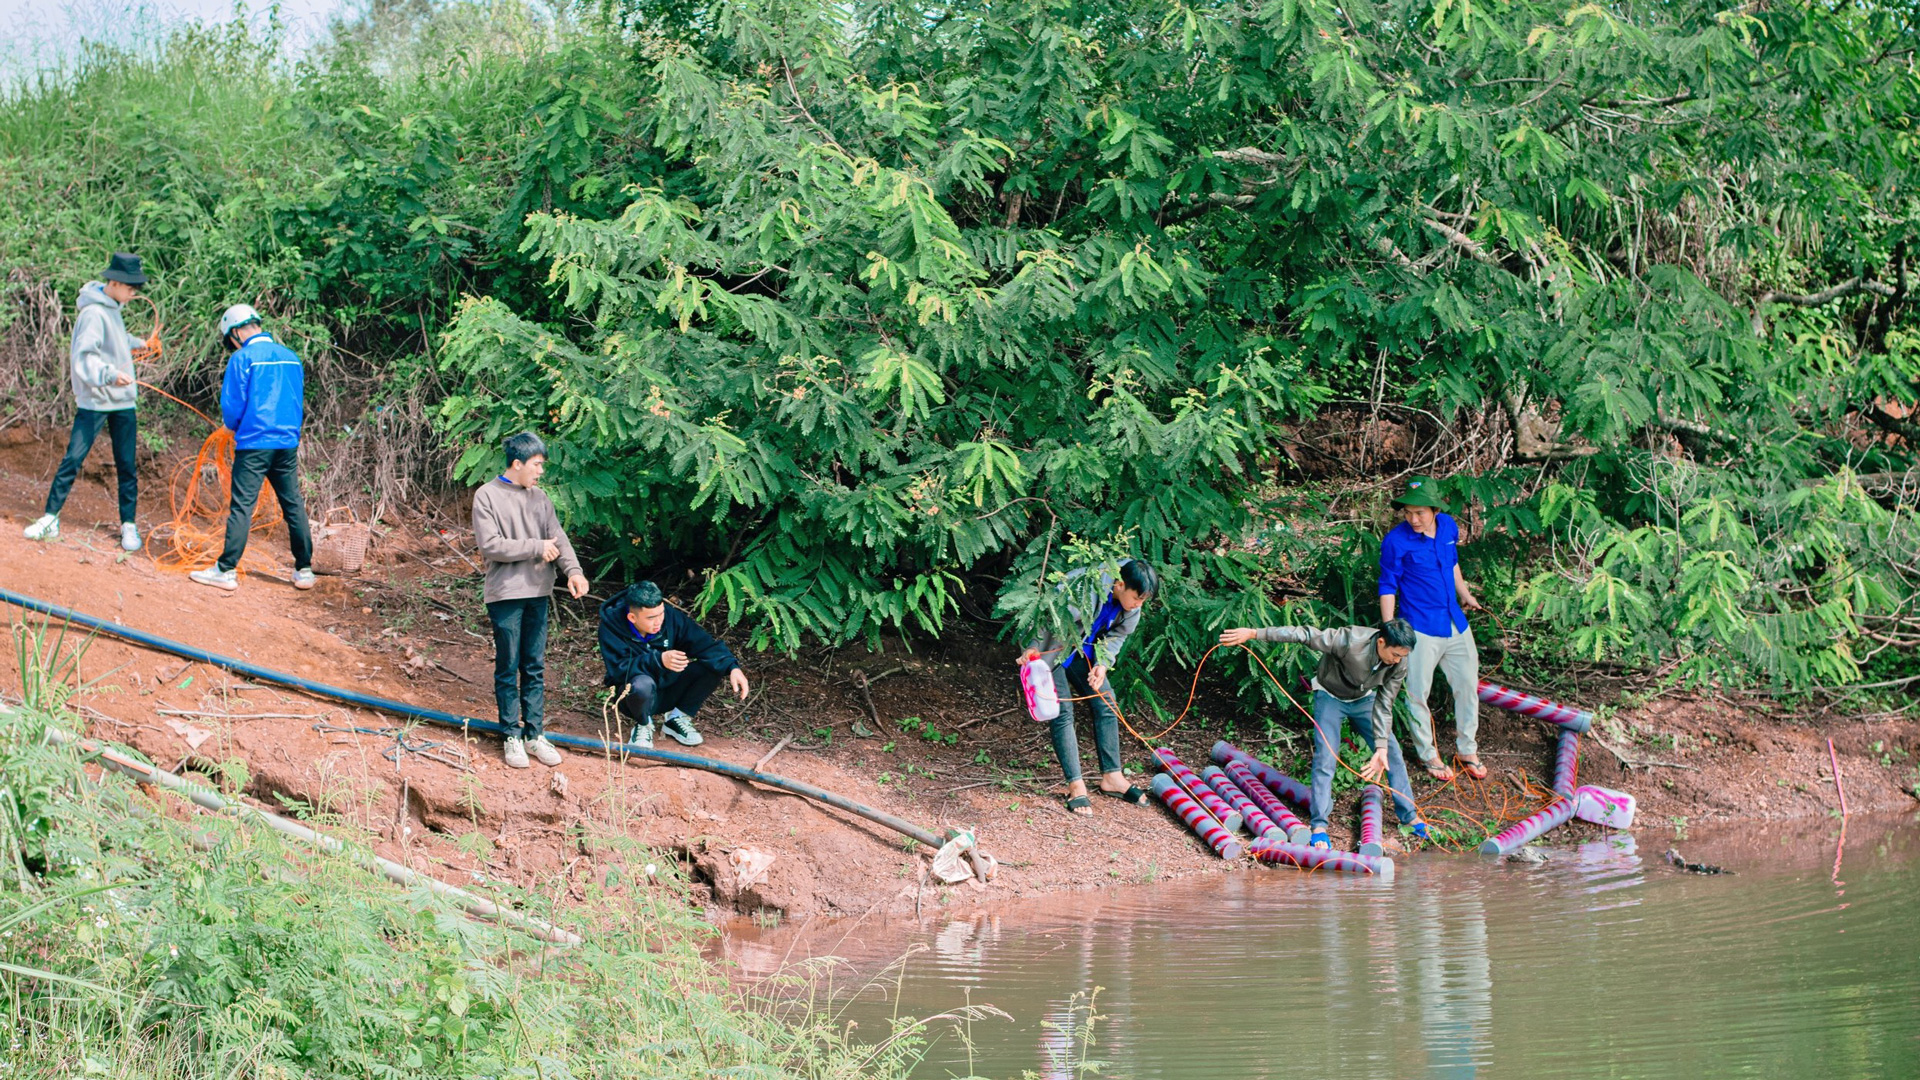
(2, 0, 1916, 694)
(441, 0, 1920, 689)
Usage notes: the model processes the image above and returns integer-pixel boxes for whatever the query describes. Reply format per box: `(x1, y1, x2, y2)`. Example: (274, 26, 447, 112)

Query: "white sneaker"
(120, 522, 141, 551)
(502, 738, 530, 769)
(529, 737, 562, 766)
(627, 722, 654, 749)
(660, 709, 703, 747)
(24, 514, 58, 541)
(189, 567, 239, 591)
(291, 568, 317, 590)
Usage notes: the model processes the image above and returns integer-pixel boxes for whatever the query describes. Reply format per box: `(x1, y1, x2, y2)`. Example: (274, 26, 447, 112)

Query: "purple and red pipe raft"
(1478, 681, 1593, 733)
(1553, 730, 1580, 798)
(1224, 757, 1311, 844)
(1478, 797, 1577, 855)
(1152, 748, 1243, 834)
(1210, 740, 1310, 809)
(1151, 773, 1242, 860)
(1202, 765, 1281, 840)
(1357, 785, 1385, 856)
(1249, 838, 1395, 881)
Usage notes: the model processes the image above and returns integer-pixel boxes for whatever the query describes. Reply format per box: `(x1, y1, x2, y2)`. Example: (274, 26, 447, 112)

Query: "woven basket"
(311, 506, 370, 576)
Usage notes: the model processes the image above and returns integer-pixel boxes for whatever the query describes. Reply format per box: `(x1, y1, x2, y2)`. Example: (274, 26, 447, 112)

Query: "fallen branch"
(753, 735, 793, 774)
(1589, 731, 1698, 770)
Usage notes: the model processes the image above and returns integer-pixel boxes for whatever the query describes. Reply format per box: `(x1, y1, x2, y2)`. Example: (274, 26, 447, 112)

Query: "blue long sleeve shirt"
(219, 331, 304, 450)
(1378, 512, 1469, 638)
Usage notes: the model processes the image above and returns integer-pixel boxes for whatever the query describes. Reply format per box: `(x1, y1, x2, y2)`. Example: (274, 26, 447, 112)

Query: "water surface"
(721, 816, 1920, 1079)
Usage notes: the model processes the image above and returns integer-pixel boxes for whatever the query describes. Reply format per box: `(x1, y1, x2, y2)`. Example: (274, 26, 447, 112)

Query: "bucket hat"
(101, 252, 147, 287)
(1391, 476, 1450, 512)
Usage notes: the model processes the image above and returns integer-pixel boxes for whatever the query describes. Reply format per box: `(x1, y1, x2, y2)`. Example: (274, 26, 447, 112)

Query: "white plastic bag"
(1020, 658, 1060, 723)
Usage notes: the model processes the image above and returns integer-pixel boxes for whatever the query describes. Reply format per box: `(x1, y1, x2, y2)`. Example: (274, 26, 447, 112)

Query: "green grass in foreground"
(0, 620, 990, 1079)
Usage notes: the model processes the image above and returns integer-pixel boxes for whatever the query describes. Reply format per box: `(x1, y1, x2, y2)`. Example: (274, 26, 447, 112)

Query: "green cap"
(1391, 476, 1450, 512)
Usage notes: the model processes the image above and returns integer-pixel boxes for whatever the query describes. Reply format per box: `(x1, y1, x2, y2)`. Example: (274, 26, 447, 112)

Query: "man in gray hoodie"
(25, 253, 149, 551)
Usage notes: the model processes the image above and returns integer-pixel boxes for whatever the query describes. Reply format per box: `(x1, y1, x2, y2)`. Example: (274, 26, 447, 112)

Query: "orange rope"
(126, 298, 283, 573)
(1056, 637, 1556, 852)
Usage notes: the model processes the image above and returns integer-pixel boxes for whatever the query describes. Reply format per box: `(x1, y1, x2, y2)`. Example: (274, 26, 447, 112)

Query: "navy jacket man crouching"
(598, 581, 750, 748)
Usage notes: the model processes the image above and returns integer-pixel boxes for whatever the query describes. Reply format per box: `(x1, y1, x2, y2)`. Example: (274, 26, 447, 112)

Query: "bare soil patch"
(3, 426, 1914, 921)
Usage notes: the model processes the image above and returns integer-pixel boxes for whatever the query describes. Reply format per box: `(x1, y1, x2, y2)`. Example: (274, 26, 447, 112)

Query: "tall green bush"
(438, 0, 1920, 692)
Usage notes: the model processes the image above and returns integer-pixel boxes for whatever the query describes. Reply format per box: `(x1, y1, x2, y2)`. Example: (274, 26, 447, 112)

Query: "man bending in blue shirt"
(1378, 477, 1486, 781)
(189, 304, 316, 592)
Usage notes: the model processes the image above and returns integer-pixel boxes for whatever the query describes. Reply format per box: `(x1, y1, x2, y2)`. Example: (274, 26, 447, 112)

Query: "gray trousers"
(1403, 626, 1481, 761)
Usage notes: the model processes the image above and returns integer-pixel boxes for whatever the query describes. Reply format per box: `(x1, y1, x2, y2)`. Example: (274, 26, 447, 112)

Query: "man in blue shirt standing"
(1378, 477, 1486, 781)
(189, 304, 316, 592)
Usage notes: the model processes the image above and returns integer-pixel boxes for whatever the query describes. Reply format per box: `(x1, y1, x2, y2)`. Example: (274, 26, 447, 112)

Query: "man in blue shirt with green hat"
(1378, 476, 1487, 781)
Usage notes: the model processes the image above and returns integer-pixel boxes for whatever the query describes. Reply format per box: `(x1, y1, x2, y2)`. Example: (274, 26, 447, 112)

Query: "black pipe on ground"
(0, 586, 948, 850)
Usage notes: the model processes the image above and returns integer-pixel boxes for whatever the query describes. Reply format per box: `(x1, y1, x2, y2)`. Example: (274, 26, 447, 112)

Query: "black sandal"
(1065, 794, 1093, 816)
(1099, 785, 1147, 804)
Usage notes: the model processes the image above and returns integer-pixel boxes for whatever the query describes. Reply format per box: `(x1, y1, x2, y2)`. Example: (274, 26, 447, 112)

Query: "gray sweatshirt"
(70, 281, 137, 412)
(1024, 567, 1142, 671)
(1254, 625, 1406, 748)
(471, 478, 583, 604)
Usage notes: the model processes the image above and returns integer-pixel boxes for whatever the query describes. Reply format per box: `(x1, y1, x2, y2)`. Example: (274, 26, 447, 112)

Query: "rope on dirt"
(125, 297, 283, 574)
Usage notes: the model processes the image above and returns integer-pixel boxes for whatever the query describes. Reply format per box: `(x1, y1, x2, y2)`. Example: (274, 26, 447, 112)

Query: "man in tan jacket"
(473, 432, 589, 769)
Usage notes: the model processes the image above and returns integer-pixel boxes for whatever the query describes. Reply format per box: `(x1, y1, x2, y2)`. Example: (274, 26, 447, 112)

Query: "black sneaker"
(659, 711, 703, 746)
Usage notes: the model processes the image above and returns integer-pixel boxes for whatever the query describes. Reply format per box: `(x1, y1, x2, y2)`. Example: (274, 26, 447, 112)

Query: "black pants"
(45, 407, 137, 523)
(487, 597, 550, 741)
(218, 447, 313, 572)
(610, 664, 721, 738)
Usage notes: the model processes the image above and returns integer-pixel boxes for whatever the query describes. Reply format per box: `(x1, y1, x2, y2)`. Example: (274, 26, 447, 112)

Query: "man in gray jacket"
(1218, 618, 1428, 848)
(25, 253, 148, 551)
(1021, 559, 1157, 815)
(472, 431, 589, 769)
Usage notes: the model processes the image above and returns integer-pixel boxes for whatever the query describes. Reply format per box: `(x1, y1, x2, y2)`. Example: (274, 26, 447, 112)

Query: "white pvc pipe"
(45, 725, 581, 946)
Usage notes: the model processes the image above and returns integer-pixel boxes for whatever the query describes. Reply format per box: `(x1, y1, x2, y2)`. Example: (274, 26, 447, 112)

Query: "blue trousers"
(1310, 690, 1418, 832)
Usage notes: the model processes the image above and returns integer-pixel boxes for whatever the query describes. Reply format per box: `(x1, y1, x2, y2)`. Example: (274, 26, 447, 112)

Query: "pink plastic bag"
(1020, 658, 1060, 722)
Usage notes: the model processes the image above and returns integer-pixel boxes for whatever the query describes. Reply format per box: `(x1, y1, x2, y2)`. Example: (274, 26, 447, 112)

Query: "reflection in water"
(722, 816, 1920, 1079)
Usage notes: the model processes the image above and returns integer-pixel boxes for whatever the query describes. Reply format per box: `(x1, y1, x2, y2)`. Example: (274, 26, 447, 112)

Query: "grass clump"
(0, 627, 915, 1079)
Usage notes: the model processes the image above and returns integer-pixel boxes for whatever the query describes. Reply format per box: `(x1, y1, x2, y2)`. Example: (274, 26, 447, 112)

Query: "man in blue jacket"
(189, 304, 316, 592)
(1378, 477, 1486, 781)
(598, 581, 750, 748)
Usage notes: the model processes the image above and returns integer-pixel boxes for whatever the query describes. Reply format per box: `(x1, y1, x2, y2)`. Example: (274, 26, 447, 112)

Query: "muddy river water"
(720, 815, 1920, 1078)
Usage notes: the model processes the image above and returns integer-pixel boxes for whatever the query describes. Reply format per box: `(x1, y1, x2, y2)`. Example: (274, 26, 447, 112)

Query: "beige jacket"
(471, 478, 582, 604)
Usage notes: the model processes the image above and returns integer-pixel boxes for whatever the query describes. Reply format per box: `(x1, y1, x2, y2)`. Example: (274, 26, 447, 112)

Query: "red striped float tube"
(1201, 766, 1281, 840)
(1151, 773, 1242, 859)
(1477, 681, 1593, 733)
(1152, 748, 1243, 834)
(1553, 730, 1580, 798)
(1358, 785, 1385, 856)
(1210, 740, 1309, 808)
(1249, 838, 1394, 881)
(1477, 797, 1576, 855)
(1223, 758, 1311, 844)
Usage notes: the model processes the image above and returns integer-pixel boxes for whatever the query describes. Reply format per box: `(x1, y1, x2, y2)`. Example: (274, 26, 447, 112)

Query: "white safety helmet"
(218, 303, 262, 338)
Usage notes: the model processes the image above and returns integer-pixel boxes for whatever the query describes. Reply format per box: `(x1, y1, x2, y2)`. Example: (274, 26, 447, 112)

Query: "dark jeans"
(218, 447, 313, 572)
(1048, 661, 1122, 784)
(1309, 690, 1418, 832)
(45, 407, 138, 522)
(610, 664, 722, 738)
(488, 597, 550, 741)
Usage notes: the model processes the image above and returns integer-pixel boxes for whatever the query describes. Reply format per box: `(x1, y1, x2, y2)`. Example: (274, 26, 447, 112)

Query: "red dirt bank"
(2, 428, 1915, 921)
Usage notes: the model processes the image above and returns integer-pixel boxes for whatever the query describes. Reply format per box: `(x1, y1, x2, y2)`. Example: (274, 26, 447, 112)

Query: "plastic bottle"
(1020, 657, 1060, 722)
